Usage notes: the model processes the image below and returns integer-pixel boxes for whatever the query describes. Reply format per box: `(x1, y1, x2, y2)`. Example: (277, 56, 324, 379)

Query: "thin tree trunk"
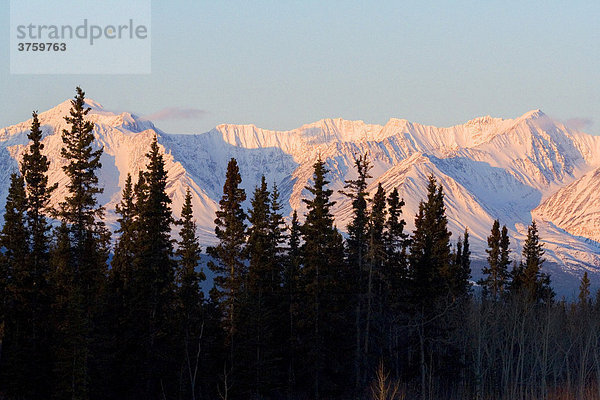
(355, 300, 361, 395)
(419, 315, 426, 400)
(315, 262, 320, 400)
(364, 260, 374, 374)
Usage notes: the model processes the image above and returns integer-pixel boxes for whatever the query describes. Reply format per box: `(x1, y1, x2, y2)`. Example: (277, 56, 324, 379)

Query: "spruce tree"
(499, 225, 511, 295)
(21, 113, 56, 380)
(244, 176, 285, 396)
(341, 153, 372, 272)
(340, 153, 371, 390)
(54, 87, 109, 400)
(300, 156, 352, 399)
(364, 183, 387, 372)
(382, 187, 408, 377)
(243, 176, 271, 396)
(384, 188, 408, 268)
(133, 170, 147, 218)
(366, 183, 387, 296)
(59, 86, 108, 259)
(177, 188, 204, 306)
(175, 188, 205, 400)
(301, 157, 338, 398)
(111, 174, 137, 293)
(384, 187, 408, 310)
(451, 228, 471, 298)
(268, 183, 286, 279)
(481, 220, 501, 298)
(207, 158, 247, 387)
(461, 229, 471, 286)
(480, 221, 510, 299)
(133, 135, 177, 396)
(246, 177, 271, 285)
(409, 176, 452, 306)
(8, 111, 57, 398)
(579, 271, 591, 306)
(105, 174, 138, 398)
(0, 173, 34, 397)
(512, 221, 554, 303)
(22, 111, 56, 274)
(284, 210, 301, 394)
(267, 182, 287, 388)
(49, 220, 75, 398)
(408, 176, 454, 399)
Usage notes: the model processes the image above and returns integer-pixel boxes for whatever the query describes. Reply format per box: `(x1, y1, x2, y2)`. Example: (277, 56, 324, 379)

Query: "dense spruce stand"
(2, 88, 600, 399)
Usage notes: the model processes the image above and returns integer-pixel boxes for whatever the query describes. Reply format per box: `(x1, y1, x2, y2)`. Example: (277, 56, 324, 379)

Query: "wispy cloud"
(564, 117, 593, 131)
(143, 107, 208, 121)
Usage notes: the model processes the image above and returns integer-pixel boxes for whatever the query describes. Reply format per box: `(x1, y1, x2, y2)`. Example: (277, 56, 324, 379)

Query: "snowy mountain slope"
(3, 99, 600, 292)
(534, 167, 600, 243)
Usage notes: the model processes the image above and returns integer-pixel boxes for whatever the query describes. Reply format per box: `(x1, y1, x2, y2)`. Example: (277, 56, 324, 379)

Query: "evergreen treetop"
(59, 86, 104, 236)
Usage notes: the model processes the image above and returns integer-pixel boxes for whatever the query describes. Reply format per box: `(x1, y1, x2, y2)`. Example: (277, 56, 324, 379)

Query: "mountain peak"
(385, 117, 411, 126)
(465, 115, 499, 126)
(38, 98, 106, 121)
(520, 109, 546, 120)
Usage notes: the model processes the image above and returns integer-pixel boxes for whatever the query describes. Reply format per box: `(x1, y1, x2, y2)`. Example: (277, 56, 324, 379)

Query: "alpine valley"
(2, 100, 599, 295)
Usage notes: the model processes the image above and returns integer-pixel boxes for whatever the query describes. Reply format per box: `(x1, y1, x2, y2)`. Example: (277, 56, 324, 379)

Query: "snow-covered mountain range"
(2, 100, 600, 294)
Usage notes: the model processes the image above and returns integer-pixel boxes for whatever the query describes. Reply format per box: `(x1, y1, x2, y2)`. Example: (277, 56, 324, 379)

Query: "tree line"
(0, 87, 598, 400)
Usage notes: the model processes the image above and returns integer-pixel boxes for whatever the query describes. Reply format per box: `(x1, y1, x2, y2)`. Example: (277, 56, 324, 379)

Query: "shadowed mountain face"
(3, 100, 600, 294)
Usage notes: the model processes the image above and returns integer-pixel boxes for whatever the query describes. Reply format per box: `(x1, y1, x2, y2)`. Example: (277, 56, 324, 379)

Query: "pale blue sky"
(1, 0, 599, 134)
